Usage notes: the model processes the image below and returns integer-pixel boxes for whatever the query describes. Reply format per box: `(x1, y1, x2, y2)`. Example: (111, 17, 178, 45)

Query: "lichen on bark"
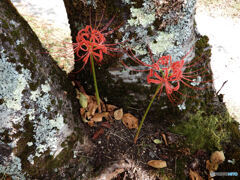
(0, 0, 84, 178)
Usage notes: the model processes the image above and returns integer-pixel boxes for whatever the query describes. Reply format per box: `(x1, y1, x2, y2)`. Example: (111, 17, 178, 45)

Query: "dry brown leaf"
(147, 160, 167, 169)
(122, 113, 138, 129)
(206, 151, 225, 172)
(92, 128, 104, 140)
(91, 112, 109, 122)
(100, 100, 106, 112)
(87, 96, 99, 116)
(114, 108, 123, 120)
(161, 133, 168, 146)
(80, 108, 88, 123)
(106, 104, 118, 111)
(80, 108, 85, 116)
(210, 151, 225, 165)
(101, 122, 111, 129)
(189, 169, 203, 180)
(88, 120, 94, 127)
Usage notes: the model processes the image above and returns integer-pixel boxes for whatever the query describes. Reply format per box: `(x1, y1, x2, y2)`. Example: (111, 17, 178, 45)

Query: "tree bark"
(63, 0, 197, 117)
(0, 0, 88, 179)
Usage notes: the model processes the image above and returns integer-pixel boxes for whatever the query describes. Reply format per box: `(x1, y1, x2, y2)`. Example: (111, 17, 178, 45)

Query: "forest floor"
(10, 0, 240, 179)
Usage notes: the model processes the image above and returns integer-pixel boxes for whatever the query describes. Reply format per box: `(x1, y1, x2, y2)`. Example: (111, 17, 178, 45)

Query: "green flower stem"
(90, 54, 100, 106)
(134, 83, 162, 144)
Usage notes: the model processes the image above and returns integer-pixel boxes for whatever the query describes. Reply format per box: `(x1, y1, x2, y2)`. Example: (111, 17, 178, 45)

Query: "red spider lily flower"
(72, 12, 124, 73)
(123, 47, 210, 105)
(146, 58, 184, 104)
(130, 47, 211, 143)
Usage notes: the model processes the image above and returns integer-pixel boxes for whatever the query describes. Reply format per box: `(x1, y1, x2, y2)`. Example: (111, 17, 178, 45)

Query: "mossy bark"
(0, 0, 92, 179)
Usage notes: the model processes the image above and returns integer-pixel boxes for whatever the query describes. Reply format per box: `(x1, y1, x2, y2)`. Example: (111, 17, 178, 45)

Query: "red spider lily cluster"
(72, 14, 122, 72)
(123, 47, 208, 104)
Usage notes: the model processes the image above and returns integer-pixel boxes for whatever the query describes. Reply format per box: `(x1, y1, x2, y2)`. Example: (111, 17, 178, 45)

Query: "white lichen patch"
(9, 19, 20, 27)
(16, 39, 22, 45)
(30, 88, 41, 101)
(190, 76, 201, 86)
(128, 7, 155, 28)
(28, 81, 72, 159)
(1, 46, 72, 172)
(27, 142, 33, 146)
(120, 0, 175, 63)
(0, 47, 32, 137)
(178, 101, 186, 110)
(41, 83, 51, 93)
(0, 154, 26, 180)
(109, 68, 143, 83)
(0, 48, 30, 111)
(120, 0, 196, 65)
(27, 154, 34, 165)
(149, 32, 174, 55)
(33, 113, 71, 158)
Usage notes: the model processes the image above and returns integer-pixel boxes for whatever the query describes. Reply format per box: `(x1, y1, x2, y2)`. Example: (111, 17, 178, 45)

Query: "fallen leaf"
(91, 112, 109, 122)
(210, 151, 225, 165)
(92, 128, 104, 140)
(100, 100, 106, 112)
(80, 108, 85, 116)
(161, 133, 168, 146)
(189, 169, 203, 180)
(153, 139, 162, 144)
(80, 108, 88, 123)
(147, 160, 167, 169)
(79, 92, 88, 108)
(101, 122, 111, 129)
(122, 113, 138, 129)
(114, 108, 123, 120)
(106, 104, 118, 111)
(88, 120, 94, 127)
(87, 96, 99, 116)
(206, 151, 225, 172)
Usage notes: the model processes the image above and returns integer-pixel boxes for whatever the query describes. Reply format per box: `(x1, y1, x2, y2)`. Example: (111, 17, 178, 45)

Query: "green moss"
(51, 99, 56, 105)
(15, 65, 22, 73)
(47, 105, 51, 112)
(58, 100, 63, 109)
(0, 18, 9, 29)
(10, 30, 20, 40)
(195, 35, 210, 56)
(0, 33, 14, 46)
(29, 82, 39, 91)
(171, 110, 231, 152)
(227, 121, 240, 141)
(0, 98, 4, 105)
(0, 130, 12, 144)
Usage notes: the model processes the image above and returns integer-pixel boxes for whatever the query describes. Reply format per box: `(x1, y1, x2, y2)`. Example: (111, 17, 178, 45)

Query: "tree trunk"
(63, 0, 197, 116)
(0, 0, 89, 179)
